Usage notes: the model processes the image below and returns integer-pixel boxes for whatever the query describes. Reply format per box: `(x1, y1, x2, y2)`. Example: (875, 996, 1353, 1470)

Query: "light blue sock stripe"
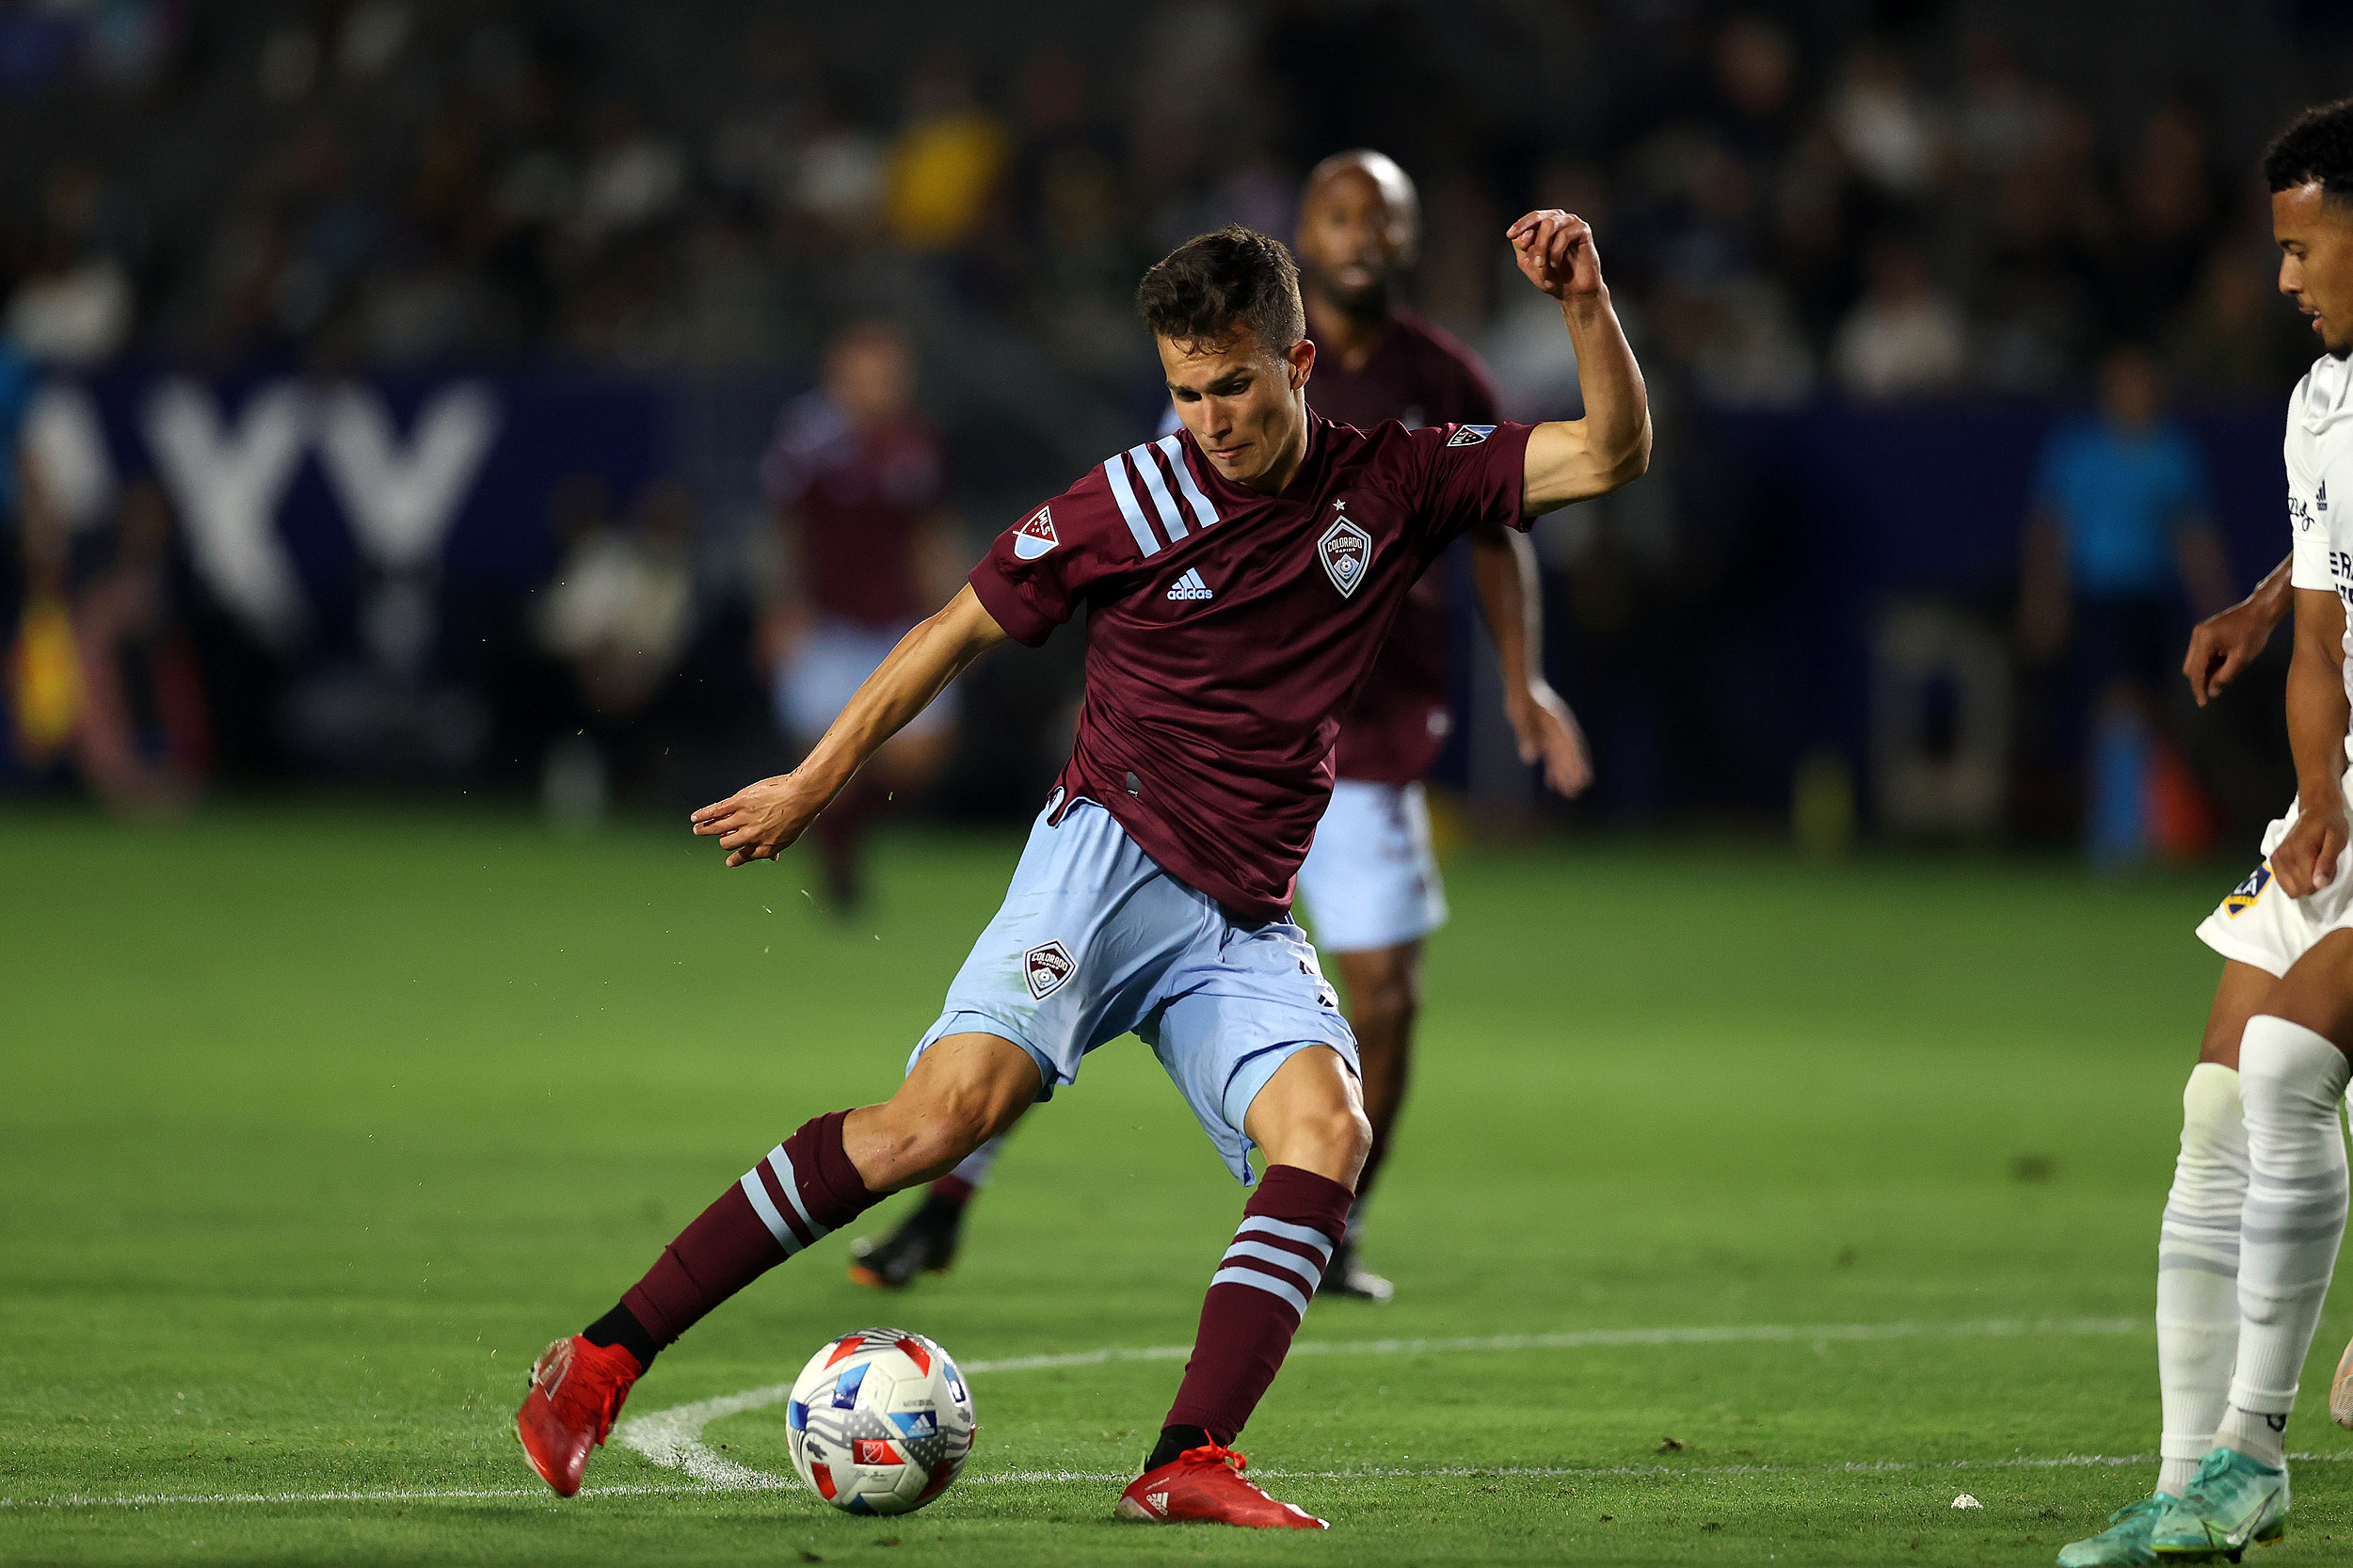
(1209, 1265, 1310, 1318)
(1238, 1215, 1335, 1261)
(766, 1144, 827, 1240)
(737, 1170, 797, 1254)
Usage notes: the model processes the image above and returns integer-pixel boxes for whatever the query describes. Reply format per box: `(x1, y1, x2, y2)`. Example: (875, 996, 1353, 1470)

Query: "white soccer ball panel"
(785, 1328, 975, 1515)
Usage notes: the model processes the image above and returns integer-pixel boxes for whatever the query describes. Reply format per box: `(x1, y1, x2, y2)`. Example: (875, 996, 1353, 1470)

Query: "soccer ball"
(785, 1326, 976, 1515)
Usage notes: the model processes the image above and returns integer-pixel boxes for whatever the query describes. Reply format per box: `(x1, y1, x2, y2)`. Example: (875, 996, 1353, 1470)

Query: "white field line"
(2, 1316, 2226, 1512)
(14, 1452, 2353, 1511)
(610, 1315, 2149, 1492)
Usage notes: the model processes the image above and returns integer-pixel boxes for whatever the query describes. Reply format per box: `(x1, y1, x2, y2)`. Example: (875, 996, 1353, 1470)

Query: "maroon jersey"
(760, 392, 941, 629)
(970, 416, 1533, 922)
(1305, 308, 1502, 783)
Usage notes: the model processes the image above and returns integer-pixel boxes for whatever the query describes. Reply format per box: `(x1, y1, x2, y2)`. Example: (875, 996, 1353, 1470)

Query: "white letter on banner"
(315, 382, 500, 571)
(25, 380, 116, 532)
(143, 379, 310, 645)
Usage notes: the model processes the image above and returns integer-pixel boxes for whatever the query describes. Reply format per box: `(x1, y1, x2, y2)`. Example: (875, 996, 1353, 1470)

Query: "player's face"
(1296, 169, 1411, 310)
(2275, 182, 2353, 360)
(1160, 327, 1316, 490)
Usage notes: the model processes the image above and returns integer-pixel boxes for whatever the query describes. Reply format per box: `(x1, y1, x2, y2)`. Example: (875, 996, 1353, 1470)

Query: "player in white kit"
(2062, 102, 2353, 1566)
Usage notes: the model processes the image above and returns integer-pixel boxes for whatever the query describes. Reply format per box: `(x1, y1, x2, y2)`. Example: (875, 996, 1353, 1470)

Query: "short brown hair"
(1135, 225, 1305, 356)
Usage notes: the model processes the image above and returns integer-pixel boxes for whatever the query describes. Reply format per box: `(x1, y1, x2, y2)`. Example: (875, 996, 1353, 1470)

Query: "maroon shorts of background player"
(968, 415, 1533, 924)
(1304, 308, 1503, 784)
(760, 392, 941, 630)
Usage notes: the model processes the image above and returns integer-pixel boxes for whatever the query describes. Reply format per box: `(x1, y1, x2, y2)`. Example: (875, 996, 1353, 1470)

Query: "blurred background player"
(2017, 343, 2231, 867)
(760, 319, 965, 908)
(846, 151, 1591, 1300)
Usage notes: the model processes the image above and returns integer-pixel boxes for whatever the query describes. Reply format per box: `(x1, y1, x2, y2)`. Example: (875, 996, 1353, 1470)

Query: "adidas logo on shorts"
(1165, 568, 1214, 601)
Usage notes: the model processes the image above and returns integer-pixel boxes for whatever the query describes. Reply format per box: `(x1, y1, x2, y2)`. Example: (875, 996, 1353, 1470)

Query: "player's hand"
(2184, 598, 2280, 707)
(2273, 802, 2349, 899)
(1508, 680, 1593, 798)
(1507, 210, 1605, 302)
(692, 773, 825, 867)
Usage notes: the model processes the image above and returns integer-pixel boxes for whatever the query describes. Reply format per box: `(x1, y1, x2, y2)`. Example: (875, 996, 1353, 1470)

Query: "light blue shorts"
(910, 797, 1358, 1183)
(776, 617, 957, 743)
(1294, 778, 1449, 954)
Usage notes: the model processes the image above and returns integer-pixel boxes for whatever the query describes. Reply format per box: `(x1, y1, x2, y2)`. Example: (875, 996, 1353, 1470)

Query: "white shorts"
(1293, 779, 1449, 954)
(912, 797, 1358, 1184)
(2195, 795, 2353, 977)
(776, 617, 957, 743)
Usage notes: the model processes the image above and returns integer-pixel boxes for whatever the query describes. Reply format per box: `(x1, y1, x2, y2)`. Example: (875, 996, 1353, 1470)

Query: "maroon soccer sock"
(1160, 1164, 1353, 1449)
(610, 1110, 880, 1352)
(927, 1173, 979, 1208)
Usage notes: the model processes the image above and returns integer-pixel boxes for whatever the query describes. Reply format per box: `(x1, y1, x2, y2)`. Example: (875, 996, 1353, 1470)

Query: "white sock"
(2222, 1016, 2352, 1470)
(944, 1135, 1003, 1191)
(2157, 1063, 2248, 1496)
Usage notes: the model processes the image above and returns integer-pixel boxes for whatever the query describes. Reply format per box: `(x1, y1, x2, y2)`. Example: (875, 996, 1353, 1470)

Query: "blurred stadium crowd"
(2, 0, 2348, 849)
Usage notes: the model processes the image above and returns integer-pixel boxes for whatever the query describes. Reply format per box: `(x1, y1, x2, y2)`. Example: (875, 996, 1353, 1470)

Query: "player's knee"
(1305, 1097, 1372, 1176)
(2182, 1060, 2245, 1154)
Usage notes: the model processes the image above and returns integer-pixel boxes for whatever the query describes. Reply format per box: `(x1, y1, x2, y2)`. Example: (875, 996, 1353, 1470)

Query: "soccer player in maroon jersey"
(761, 320, 964, 909)
(517, 209, 1648, 1528)
(847, 151, 1592, 1302)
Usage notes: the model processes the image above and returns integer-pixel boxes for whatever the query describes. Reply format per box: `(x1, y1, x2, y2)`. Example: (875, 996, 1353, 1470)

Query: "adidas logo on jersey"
(1165, 568, 1214, 600)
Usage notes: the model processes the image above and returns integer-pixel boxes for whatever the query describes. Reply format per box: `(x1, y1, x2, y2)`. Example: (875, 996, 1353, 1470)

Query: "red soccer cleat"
(515, 1335, 642, 1496)
(1114, 1443, 1328, 1529)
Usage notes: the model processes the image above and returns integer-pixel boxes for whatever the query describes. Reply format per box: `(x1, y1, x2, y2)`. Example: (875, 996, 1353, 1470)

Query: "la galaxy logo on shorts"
(2224, 861, 2273, 919)
(1013, 505, 1058, 560)
(1318, 504, 1371, 599)
(1023, 939, 1075, 1000)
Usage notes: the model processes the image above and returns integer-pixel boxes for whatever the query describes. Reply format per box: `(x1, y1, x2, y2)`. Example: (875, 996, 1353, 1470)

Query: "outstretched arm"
(693, 584, 1009, 866)
(2185, 553, 2292, 706)
(2270, 585, 2350, 897)
(1466, 528, 1590, 796)
(1507, 210, 1651, 515)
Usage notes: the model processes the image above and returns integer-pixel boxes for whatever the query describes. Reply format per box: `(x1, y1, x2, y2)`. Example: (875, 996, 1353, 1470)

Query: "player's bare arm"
(1507, 210, 1651, 514)
(693, 585, 1009, 866)
(2186, 553, 2293, 705)
(1466, 528, 1591, 796)
(2271, 584, 2350, 897)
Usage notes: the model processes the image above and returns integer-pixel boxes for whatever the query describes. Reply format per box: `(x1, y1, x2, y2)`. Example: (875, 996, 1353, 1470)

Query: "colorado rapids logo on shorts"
(1013, 505, 1058, 560)
(1318, 511, 1371, 599)
(1023, 939, 1075, 999)
(2224, 861, 2273, 918)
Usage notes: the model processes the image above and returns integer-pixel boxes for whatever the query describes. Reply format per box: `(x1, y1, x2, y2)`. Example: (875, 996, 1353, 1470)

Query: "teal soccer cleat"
(2151, 1448, 2289, 1561)
(2057, 1493, 2175, 1566)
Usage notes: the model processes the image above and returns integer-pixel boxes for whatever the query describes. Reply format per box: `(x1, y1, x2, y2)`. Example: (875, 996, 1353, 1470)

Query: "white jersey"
(2285, 350, 2353, 753)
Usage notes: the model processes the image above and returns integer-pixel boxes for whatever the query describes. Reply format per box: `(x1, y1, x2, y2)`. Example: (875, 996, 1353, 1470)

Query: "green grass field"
(3, 805, 2349, 1566)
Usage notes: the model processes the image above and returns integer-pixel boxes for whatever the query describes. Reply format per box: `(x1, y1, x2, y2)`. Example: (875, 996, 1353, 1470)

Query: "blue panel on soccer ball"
(787, 1399, 808, 1432)
(831, 1362, 868, 1409)
(889, 1410, 937, 1438)
(842, 1494, 874, 1514)
(943, 1358, 966, 1403)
